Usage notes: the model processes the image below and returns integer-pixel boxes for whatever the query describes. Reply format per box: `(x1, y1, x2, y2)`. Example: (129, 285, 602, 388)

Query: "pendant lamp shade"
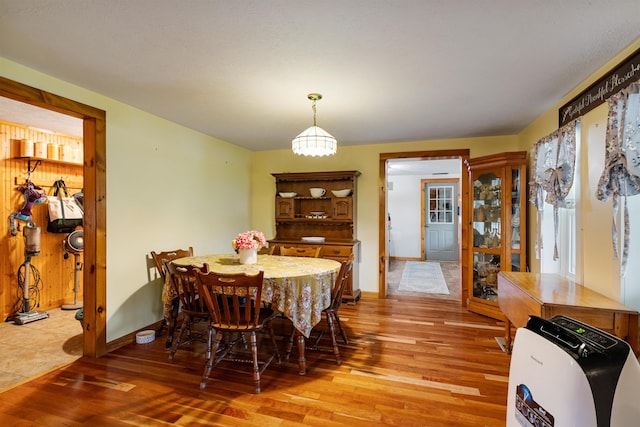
(292, 93, 337, 156)
(292, 125, 337, 157)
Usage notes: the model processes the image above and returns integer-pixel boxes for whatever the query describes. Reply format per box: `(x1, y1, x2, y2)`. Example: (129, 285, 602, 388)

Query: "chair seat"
(212, 307, 278, 331)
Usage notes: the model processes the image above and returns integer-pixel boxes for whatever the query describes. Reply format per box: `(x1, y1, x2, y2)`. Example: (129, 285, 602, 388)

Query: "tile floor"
(387, 260, 460, 299)
(0, 307, 83, 392)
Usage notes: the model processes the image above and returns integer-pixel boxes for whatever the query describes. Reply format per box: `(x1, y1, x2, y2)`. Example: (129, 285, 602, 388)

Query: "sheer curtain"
(596, 81, 640, 275)
(529, 119, 579, 260)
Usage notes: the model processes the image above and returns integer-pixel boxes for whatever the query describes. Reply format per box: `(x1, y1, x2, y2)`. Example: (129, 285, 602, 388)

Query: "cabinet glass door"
(472, 172, 502, 302)
(472, 252, 500, 301)
(472, 172, 501, 250)
(510, 167, 521, 271)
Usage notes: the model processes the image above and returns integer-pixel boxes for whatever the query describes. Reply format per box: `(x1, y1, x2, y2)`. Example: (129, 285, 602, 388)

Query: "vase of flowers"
(232, 230, 266, 265)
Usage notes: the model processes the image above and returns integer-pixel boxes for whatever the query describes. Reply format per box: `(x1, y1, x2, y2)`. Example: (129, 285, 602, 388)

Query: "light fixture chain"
(312, 100, 317, 126)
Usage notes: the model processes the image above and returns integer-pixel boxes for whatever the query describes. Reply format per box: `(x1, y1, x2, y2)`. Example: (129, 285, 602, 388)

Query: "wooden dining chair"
(150, 247, 194, 348)
(194, 266, 280, 393)
(165, 261, 212, 360)
(286, 253, 354, 365)
(279, 245, 321, 258)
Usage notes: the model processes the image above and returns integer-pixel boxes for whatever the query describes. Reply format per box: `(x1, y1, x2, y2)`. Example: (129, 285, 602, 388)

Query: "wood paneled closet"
(1, 120, 83, 320)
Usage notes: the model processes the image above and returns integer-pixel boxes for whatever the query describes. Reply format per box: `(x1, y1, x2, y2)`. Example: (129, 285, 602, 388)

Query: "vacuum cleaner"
(10, 222, 49, 325)
(507, 315, 640, 426)
(61, 230, 84, 310)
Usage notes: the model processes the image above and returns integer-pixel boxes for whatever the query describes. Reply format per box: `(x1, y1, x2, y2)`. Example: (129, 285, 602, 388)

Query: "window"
(531, 120, 580, 281)
(428, 185, 454, 224)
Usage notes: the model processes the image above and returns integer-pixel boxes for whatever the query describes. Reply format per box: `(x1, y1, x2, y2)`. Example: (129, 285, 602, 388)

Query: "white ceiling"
(0, 97, 83, 137)
(1, 1, 639, 151)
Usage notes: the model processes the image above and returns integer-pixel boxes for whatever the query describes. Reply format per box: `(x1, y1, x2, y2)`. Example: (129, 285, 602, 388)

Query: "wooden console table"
(497, 271, 639, 356)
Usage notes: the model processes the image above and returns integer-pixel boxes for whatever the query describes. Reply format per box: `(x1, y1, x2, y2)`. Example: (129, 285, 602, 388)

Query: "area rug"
(398, 261, 450, 294)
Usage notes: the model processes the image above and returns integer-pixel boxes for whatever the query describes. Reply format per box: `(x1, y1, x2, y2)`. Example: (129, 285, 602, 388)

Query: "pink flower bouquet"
(232, 230, 266, 251)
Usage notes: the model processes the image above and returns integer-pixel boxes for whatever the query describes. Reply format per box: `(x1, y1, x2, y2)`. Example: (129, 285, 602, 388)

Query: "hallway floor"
(387, 259, 460, 299)
(0, 307, 83, 392)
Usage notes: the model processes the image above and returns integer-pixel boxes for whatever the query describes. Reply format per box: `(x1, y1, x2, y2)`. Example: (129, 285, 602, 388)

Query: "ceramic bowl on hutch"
(309, 188, 326, 198)
(331, 189, 351, 197)
(279, 192, 296, 198)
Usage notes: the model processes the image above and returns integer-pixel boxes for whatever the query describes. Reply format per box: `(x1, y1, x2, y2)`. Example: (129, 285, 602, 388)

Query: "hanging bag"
(47, 180, 83, 233)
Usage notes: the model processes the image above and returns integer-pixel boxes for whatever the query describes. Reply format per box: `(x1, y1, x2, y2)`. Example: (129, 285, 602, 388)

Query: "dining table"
(165, 253, 341, 375)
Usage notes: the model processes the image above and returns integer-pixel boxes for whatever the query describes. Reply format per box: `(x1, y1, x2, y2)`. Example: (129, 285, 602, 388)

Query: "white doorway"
(382, 153, 467, 301)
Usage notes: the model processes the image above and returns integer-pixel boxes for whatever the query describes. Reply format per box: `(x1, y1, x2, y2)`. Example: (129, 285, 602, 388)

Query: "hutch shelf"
(465, 152, 527, 320)
(269, 170, 361, 304)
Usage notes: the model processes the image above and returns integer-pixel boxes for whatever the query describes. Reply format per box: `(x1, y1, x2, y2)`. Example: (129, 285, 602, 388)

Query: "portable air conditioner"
(507, 315, 640, 427)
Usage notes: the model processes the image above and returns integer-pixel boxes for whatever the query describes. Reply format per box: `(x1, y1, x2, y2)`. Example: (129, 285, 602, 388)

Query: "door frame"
(0, 76, 108, 358)
(379, 149, 470, 306)
(421, 178, 460, 262)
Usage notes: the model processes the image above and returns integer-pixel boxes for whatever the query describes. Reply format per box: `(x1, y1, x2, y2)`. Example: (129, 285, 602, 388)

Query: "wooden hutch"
(269, 170, 361, 303)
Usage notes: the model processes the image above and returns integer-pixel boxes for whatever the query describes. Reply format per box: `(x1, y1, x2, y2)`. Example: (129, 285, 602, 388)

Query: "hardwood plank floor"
(0, 296, 510, 426)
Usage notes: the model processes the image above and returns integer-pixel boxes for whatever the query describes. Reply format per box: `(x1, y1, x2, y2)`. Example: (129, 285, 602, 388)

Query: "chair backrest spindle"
(195, 265, 265, 330)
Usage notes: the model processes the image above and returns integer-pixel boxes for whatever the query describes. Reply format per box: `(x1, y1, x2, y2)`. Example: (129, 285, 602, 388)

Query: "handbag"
(47, 180, 83, 233)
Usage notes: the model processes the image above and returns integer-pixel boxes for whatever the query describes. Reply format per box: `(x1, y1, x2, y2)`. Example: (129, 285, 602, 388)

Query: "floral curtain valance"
(529, 119, 579, 260)
(596, 80, 640, 274)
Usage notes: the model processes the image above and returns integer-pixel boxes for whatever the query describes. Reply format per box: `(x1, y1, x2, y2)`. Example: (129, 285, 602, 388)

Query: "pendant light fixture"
(292, 93, 337, 156)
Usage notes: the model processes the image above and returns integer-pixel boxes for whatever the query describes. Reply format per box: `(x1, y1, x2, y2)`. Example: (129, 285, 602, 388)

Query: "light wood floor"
(0, 296, 510, 426)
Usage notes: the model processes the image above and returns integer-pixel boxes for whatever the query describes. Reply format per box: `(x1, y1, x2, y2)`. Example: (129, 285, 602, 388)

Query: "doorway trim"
(0, 76, 107, 358)
(379, 149, 470, 306)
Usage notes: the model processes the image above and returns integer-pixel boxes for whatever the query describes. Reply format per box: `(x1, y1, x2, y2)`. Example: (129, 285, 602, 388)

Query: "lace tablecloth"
(165, 254, 340, 337)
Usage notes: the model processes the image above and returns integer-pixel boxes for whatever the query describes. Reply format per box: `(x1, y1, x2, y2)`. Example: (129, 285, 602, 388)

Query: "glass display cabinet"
(465, 152, 527, 320)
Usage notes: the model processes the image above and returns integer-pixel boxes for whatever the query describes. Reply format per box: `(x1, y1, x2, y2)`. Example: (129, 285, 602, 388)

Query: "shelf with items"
(275, 218, 353, 224)
(13, 156, 83, 168)
(277, 197, 347, 219)
(472, 251, 501, 302)
(273, 171, 359, 232)
(465, 151, 527, 321)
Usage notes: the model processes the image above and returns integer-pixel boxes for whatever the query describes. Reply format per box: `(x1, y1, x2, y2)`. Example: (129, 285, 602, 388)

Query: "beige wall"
(1, 57, 253, 341)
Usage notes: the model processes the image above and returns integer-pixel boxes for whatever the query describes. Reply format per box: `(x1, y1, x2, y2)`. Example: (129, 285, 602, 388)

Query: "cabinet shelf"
(276, 218, 353, 224)
(284, 196, 331, 200)
(14, 156, 82, 167)
(472, 247, 501, 253)
(272, 170, 360, 182)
